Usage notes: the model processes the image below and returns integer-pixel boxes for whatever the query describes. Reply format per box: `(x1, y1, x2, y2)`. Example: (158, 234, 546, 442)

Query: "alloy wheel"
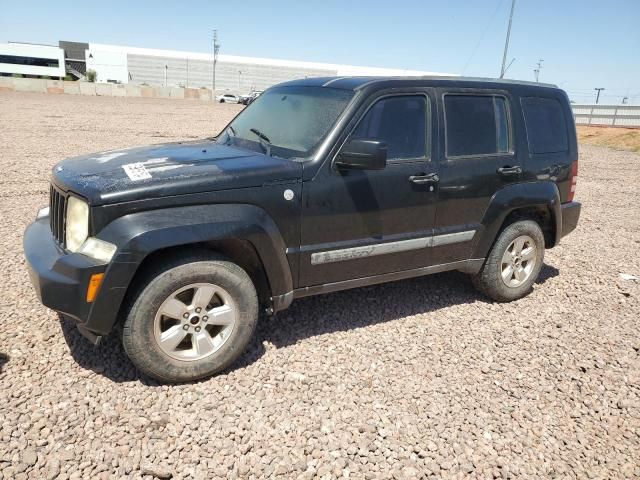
(153, 283, 237, 361)
(500, 235, 537, 288)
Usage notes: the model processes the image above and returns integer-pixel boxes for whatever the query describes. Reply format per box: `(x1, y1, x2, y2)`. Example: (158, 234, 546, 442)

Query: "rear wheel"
(122, 255, 258, 382)
(472, 220, 545, 302)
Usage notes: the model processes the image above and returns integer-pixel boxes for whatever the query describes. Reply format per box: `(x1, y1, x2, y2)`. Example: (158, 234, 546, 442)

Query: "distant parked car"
(240, 90, 263, 105)
(216, 94, 240, 104)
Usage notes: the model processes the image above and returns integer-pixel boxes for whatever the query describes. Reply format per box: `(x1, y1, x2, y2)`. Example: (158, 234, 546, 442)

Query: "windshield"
(217, 86, 354, 159)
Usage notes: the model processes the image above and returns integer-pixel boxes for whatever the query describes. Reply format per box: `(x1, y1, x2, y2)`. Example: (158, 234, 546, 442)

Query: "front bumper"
(560, 201, 581, 238)
(24, 216, 108, 342)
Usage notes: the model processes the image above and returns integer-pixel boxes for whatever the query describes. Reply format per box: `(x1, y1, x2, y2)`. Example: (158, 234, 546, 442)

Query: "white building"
(84, 43, 456, 91)
(0, 42, 66, 79)
(1, 40, 457, 92)
(85, 47, 128, 84)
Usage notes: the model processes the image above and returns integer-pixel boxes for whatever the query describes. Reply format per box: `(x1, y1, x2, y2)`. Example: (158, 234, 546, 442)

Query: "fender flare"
(471, 181, 561, 260)
(85, 204, 292, 335)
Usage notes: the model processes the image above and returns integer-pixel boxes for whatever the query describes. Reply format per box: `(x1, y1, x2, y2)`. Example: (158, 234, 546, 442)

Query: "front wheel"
(472, 220, 545, 302)
(122, 255, 258, 382)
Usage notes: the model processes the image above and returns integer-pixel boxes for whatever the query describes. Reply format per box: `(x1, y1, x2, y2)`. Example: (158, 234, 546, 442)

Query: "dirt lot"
(0, 91, 638, 479)
(577, 125, 640, 153)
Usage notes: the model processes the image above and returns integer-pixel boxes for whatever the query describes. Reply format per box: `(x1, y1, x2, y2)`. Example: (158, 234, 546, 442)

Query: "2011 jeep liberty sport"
(24, 76, 581, 382)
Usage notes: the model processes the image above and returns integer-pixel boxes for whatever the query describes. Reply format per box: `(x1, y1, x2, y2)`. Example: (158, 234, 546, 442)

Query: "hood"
(51, 140, 303, 205)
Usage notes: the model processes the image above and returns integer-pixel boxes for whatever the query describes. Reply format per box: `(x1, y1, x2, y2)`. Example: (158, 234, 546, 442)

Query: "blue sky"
(2, 0, 639, 103)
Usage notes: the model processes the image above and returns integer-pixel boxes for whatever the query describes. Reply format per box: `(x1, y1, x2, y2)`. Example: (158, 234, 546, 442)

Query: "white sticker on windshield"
(122, 162, 152, 181)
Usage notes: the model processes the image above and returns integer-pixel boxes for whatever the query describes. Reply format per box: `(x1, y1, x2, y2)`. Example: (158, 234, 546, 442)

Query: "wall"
(0, 77, 213, 100)
(3, 78, 638, 126)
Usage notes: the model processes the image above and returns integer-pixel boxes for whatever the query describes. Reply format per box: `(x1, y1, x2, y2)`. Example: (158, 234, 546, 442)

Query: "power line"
(568, 87, 636, 93)
(461, 0, 504, 75)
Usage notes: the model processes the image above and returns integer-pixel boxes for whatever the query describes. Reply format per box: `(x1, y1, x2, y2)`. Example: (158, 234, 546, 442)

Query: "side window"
(352, 95, 428, 160)
(444, 94, 511, 157)
(521, 97, 568, 154)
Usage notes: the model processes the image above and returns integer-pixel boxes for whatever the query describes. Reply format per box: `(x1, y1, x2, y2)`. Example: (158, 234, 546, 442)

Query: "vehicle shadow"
(60, 264, 560, 384)
(251, 263, 559, 352)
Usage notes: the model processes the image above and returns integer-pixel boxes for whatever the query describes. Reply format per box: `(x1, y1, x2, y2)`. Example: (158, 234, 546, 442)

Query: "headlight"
(65, 196, 89, 252)
(78, 237, 117, 263)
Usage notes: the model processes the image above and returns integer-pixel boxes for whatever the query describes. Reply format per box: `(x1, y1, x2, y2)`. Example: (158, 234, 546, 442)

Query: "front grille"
(49, 184, 67, 246)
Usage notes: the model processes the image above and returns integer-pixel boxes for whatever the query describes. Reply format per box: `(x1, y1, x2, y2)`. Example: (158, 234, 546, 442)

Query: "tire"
(219, 99, 225, 103)
(472, 220, 545, 302)
(122, 253, 258, 383)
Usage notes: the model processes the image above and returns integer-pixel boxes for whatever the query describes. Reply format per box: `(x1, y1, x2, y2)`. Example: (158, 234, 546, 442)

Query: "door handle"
(409, 173, 439, 184)
(497, 166, 522, 176)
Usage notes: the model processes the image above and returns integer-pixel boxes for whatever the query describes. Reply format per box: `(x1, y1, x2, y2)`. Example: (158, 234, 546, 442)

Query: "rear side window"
(521, 97, 568, 154)
(352, 95, 428, 160)
(444, 94, 511, 157)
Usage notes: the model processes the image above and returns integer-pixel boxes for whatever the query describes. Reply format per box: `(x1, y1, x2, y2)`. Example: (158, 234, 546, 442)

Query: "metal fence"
(572, 104, 640, 128)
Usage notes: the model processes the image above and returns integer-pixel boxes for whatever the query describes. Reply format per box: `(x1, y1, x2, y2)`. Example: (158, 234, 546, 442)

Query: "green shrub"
(86, 70, 97, 82)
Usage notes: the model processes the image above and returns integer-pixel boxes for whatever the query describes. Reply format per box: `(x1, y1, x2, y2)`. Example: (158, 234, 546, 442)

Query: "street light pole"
(212, 30, 220, 97)
(534, 59, 543, 82)
(499, 0, 516, 79)
(594, 88, 605, 104)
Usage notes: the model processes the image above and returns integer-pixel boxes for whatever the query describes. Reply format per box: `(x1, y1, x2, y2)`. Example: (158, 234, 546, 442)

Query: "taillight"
(567, 160, 578, 202)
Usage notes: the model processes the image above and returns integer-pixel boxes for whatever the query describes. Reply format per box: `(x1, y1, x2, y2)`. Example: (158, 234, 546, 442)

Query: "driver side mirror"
(334, 139, 387, 171)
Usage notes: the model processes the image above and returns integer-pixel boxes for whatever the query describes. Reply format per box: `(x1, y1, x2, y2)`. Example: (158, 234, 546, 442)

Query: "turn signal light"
(86, 273, 104, 303)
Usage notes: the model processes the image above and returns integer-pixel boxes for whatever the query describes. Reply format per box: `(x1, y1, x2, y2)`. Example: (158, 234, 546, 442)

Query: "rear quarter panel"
(517, 89, 578, 203)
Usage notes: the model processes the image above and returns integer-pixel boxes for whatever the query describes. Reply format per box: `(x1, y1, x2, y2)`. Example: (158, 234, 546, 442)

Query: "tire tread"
(472, 220, 545, 302)
(121, 252, 258, 383)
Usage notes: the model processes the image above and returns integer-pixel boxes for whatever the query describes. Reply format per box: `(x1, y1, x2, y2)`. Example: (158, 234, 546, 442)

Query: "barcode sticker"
(122, 162, 152, 181)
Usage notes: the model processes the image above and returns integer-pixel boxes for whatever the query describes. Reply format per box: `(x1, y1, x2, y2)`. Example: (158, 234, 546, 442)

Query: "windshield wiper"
(249, 128, 272, 156)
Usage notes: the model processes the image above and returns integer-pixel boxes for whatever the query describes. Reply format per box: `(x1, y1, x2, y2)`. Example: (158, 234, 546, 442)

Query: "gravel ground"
(0, 91, 638, 479)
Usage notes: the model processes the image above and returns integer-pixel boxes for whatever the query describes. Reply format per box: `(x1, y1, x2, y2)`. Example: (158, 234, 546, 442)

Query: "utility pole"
(164, 65, 168, 87)
(499, 0, 516, 79)
(212, 30, 220, 96)
(594, 88, 605, 104)
(533, 59, 543, 82)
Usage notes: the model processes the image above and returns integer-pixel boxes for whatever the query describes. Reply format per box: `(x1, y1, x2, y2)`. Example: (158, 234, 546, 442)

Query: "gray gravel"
(0, 91, 639, 479)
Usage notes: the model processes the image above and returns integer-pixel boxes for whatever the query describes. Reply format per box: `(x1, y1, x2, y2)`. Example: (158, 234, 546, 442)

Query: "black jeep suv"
(24, 76, 581, 382)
